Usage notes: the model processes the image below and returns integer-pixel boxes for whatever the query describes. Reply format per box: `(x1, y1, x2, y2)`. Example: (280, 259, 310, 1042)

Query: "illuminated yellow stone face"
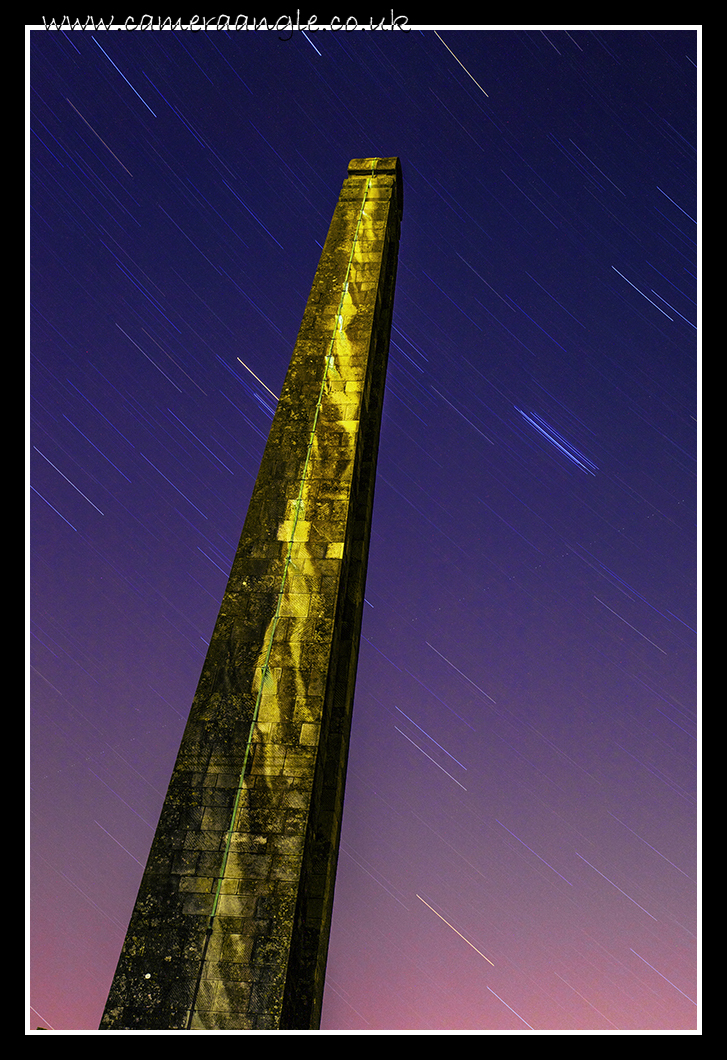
(237, 169, 384, 819)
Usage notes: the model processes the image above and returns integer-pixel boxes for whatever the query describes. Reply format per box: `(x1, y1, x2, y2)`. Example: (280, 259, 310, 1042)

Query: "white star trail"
(434, 30, 490, 97)
(416, 895, 494, 964)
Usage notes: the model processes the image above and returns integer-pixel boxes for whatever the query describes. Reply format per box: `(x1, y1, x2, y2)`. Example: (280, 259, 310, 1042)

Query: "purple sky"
(29, 26, 699, 1032)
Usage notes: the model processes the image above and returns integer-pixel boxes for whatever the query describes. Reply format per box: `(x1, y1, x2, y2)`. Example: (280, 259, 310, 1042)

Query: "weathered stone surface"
(100, 158, 402, 1030)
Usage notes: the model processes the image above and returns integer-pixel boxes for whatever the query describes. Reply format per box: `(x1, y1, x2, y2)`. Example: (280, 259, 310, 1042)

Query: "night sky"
(28, 26, 699, 1032)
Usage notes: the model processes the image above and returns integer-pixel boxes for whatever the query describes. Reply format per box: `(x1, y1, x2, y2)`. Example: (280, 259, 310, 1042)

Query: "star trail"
(29, 26, 699, 1032)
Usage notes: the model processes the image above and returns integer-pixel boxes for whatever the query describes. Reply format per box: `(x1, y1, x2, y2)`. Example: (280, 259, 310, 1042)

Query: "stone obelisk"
(100, 158, 403, 1030)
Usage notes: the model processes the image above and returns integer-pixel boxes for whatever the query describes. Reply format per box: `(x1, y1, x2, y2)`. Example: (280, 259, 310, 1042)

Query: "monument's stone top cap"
(348, 157, 400, 176)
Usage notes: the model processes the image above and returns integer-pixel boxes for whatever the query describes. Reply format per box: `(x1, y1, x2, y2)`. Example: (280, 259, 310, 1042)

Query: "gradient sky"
(28, 25, 699, 1033)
